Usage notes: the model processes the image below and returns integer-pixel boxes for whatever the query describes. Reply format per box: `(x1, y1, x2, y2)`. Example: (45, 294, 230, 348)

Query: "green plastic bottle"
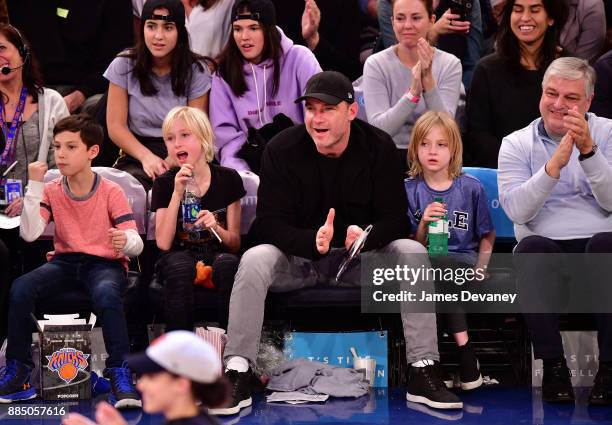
(428, 197, 448, 256)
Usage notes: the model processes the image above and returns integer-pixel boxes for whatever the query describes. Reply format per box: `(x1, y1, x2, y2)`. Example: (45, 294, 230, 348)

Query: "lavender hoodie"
(210, 27, 322, 171)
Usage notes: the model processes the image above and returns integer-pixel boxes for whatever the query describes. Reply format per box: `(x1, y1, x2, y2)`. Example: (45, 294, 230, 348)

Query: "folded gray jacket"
(267, 359, 369, 397)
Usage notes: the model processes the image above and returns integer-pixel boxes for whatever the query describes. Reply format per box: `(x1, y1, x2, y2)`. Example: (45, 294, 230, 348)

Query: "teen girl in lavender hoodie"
(209, 0, 321, 172)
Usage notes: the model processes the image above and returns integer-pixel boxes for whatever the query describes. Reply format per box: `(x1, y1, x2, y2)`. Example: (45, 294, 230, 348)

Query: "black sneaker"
(0, 360, 36, 403)
(458, 343, 483, 391)
(589, 362, 612, 405)
(104, 366, 142, 409)
(542, 358, 574, 403)
(208, 368, 253, 416)
(407, 363, 463, 409)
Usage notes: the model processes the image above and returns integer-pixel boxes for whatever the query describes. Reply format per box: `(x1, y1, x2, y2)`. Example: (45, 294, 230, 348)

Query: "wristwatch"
(579, 144, 598, 161)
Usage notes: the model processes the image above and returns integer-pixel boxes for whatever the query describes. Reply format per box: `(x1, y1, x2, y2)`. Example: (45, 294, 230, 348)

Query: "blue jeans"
(7, 253, 130, 368)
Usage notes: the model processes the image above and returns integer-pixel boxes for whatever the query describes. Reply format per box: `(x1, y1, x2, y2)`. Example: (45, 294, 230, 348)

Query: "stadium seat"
(462, 167, 515, 241)
(352, 76, 368, 123)
(238, 170, 259, 236)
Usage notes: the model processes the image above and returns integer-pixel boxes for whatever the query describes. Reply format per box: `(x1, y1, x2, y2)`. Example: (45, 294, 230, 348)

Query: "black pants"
(155, 250, 238, 331)
(431, 256, 472, 335)
(515, 233, 612, 361)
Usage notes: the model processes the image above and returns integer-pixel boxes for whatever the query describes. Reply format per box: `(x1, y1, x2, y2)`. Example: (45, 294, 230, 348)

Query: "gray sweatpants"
(224, 239, 439, 365)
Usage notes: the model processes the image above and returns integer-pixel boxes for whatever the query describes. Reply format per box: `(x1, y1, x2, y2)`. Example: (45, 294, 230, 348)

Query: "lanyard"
(0, 87, 28, 166)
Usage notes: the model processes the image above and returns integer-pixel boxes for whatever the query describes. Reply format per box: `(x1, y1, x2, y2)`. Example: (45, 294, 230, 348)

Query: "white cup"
(353, 357, 376, 387)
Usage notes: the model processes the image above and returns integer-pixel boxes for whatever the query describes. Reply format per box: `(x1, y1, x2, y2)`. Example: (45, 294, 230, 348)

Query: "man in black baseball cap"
(294, 70, 357, 158)
(294, 70, 355, 106)
(219, 70, 460, 416)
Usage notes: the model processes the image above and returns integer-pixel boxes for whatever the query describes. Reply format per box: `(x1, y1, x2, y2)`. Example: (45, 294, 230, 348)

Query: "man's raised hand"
(316, 208, 335, 254)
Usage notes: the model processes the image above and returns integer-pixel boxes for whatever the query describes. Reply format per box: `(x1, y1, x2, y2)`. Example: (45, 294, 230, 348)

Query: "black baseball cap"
(295, 71, 355, 105)
(231, 0, 276, 26)
(141, 0, 185, 28)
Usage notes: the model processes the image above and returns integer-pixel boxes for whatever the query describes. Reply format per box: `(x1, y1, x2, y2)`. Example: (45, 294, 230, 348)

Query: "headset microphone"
(0, 25, 30, 77)
(0, 63, 25, 75)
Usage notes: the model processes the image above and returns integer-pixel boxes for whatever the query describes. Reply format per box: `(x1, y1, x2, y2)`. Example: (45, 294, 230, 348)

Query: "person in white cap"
(62, 331, 230, 425)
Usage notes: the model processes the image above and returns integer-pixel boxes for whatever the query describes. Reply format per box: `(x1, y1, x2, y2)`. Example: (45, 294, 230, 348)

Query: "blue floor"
(2, 387, 612, 424)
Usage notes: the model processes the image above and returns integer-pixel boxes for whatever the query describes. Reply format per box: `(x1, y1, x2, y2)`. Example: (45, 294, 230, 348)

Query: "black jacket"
(250, 119, 409, 260)
(465, 53, 544, 168)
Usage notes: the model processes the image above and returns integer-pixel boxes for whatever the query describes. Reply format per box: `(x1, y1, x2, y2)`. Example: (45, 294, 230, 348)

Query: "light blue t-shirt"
(103, 55, 211, 138)
(405, 174, 494, 255)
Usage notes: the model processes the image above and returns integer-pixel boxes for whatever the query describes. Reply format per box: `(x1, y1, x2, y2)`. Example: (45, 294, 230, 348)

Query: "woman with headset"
(0, 23, 69, 218)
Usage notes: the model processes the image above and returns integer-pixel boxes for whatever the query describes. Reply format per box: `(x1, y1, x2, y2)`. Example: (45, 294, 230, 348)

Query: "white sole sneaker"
(406, 393, 463, 410)
(460, 374, 483, 391)
(444, 373, 484, 391)
(209, 396, 252, 416)
(114, 398, 142, 409)
(0, 392, 37, 404)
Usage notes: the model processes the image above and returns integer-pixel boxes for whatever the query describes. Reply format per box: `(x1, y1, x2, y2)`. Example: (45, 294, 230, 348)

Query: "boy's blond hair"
(407, 111, 463, 179)
(162, 106, 215, 163)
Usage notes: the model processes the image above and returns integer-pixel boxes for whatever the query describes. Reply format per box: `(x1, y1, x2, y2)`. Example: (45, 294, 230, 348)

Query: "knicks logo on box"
(46, 348, 90, 384)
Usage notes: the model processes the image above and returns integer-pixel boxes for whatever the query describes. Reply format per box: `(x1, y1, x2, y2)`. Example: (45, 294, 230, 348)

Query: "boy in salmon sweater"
(0, 114, 142, 408)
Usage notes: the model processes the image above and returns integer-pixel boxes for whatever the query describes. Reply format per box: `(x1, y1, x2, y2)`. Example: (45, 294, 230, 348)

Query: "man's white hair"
(542, 57, 596, 99)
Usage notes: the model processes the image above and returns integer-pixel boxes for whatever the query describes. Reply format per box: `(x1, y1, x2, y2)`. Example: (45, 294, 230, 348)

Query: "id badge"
(4, 179, 22, 204)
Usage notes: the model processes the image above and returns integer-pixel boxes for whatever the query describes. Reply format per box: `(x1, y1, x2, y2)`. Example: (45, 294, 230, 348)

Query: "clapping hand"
(302, 0, 321, 50)
(563, 106, 593, 154)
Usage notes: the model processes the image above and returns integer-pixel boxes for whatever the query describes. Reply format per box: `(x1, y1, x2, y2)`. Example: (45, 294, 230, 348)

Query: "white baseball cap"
(125, 330, 222, 384)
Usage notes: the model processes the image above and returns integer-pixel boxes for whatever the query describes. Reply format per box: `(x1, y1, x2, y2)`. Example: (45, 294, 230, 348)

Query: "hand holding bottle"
(422, 201, 446, 224)
(174, 164, 194, 197)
